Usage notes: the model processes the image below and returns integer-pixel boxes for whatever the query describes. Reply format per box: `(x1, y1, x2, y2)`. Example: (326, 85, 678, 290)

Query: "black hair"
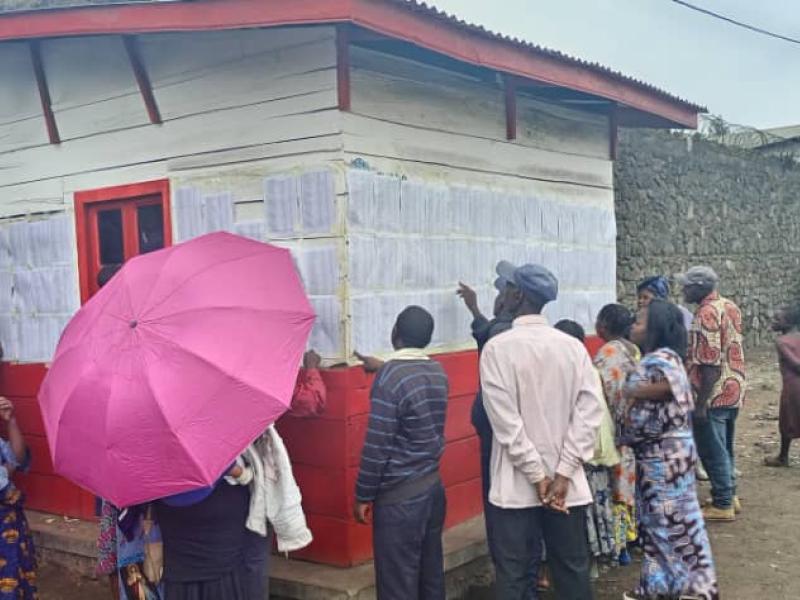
(554, 319, 585, 343)
(97, 263, 122, 288)
(644, 299, 687, 361)
(597, 304, 635, 338)
(395, 305, 435, 349)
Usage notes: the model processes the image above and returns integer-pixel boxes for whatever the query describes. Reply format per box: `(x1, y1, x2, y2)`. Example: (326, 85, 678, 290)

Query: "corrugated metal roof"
(393, 0, 705, 113)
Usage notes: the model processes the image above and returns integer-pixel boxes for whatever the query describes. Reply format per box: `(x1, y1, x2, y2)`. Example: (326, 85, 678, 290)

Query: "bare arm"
(695, 365, 721, 419)
(0, 398, 26, 474)
(627, 379, 673, 401)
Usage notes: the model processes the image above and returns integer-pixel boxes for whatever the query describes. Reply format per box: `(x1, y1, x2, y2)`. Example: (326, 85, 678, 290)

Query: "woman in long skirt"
(621, 300, 718, 600)
(594, 304, 640, 562)
(155, 479, 249, 600)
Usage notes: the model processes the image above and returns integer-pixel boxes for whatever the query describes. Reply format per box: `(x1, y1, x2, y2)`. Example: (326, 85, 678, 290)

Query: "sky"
(427, 0, 800, 130)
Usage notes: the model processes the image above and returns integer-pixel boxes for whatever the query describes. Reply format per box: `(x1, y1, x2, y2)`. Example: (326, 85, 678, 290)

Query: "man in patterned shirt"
(681, 266, 746, 522)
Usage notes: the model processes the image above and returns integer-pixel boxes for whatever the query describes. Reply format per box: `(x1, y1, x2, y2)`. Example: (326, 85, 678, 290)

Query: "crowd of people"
(0, 254, 798, 600)
(352, 261, 757, 600)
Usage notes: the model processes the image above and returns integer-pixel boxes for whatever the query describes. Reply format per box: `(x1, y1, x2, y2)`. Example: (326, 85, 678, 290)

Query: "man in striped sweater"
(354, 306, 449, 600)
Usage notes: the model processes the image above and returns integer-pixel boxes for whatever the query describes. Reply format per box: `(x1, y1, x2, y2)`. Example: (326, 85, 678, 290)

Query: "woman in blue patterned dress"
(0, 397, 36, 600)
(620, 299, 719, 600)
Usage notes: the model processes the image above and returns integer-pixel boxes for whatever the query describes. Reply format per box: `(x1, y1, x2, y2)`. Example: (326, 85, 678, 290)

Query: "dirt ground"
(37, 350, 799, 600)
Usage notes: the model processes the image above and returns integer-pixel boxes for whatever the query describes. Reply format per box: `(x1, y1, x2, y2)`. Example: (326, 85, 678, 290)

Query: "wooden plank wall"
(346, 46, 613, 199)
(0, 26, 341, 218)
(338, 47, 616, 562)
(0, 25, 343, 519)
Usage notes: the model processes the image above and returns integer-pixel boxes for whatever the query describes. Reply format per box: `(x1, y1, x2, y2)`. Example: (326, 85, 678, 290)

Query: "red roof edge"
(0, 0, 704, 128)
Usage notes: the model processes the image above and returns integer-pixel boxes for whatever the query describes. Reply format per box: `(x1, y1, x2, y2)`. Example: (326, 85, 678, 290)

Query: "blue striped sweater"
(355, 359, 449, 503)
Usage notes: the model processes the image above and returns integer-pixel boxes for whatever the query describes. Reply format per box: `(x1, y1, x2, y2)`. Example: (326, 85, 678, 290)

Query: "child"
(0, 396, 37, 599)
(354, 306, 449, 600)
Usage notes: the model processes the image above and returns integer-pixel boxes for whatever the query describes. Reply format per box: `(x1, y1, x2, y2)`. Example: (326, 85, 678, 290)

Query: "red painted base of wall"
(1, 336, 603, 567)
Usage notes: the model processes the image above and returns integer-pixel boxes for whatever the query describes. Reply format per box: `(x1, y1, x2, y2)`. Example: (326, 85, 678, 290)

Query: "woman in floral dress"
(620, 299, 718, 600)
(594, 304, 640, 564)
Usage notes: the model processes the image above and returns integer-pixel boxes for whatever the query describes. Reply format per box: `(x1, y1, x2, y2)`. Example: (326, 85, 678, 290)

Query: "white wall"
(0, 29, 618, 363)
(344, 47, 616, 355)
(0, 26, 341, 363)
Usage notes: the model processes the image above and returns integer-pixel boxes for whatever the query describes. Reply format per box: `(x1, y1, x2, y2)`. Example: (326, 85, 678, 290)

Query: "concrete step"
(28, 509, 492, 599)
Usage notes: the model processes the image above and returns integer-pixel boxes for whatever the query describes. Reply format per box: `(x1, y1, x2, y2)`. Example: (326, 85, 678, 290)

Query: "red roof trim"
(0, 0, 701, 128)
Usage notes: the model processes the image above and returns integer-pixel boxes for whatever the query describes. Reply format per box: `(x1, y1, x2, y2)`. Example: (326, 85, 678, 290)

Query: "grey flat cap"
(495, 260, 517, 291)
(513, 263, 559, 303)
(677, 265, 719, 288)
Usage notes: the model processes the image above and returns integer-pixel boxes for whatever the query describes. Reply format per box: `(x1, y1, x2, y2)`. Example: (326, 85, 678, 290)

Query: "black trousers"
(493, 504, 593, 600)
(372, 483, 446, 600)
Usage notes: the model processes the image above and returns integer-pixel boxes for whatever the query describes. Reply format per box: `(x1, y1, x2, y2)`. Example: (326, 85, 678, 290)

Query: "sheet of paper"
(0, 315, 18, 362)
(558, 205, 576, 246)
(347, 235, 375, 291)
(234, 220, 266, 241)
(399, 180, 427, 234)
(308, 296, 341, 356)
(300, 171, 335, 234)
(541, 200, 559, 242)
(0, 226, 11, 269)
(373, 174, 401, 233)
(174, 186, 205, 242)
(426, 185, 450, 235)
(0, 271, 12, 313)
(346, 170, 375, 231)
(263, 175, 298, 237)
(204, 192, 234, 233)
(297, 245, 339, 296)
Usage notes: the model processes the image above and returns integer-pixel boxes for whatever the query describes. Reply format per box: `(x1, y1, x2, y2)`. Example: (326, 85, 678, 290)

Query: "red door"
(75, 180, 172, 301)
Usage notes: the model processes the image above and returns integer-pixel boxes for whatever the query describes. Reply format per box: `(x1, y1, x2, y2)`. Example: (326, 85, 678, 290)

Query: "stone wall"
(615, 129, 800, 346)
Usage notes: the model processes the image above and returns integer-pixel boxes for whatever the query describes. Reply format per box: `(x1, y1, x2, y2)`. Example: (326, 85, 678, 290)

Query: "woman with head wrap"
(637, 276, 694, 332)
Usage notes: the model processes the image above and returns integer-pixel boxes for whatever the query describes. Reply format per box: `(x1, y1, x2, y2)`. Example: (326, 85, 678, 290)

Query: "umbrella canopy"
(39, 232, 315, 507)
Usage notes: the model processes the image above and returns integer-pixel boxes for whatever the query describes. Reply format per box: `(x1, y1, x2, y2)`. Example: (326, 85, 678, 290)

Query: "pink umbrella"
(39, 232, 315, 508)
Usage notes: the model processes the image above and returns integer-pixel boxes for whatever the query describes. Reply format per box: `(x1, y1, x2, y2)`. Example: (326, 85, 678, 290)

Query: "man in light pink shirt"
(480, 263, 603, 600)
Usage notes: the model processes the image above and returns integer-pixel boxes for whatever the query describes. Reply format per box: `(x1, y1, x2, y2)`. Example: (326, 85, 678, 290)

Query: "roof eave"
(0, 0, 703, 129)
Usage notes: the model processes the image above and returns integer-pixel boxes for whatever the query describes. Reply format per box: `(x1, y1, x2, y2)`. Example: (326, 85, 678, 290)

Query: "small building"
(0, 0, 703, 567)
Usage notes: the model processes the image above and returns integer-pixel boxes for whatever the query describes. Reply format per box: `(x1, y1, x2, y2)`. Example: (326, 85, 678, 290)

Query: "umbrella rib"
(138, 246, 279, 322)
(141, 305, 315, 325)
(139, 326, 291, 452)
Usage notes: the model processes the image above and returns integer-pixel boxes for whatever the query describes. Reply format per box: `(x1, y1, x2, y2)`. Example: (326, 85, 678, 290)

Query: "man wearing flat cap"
(681, 265, 746, 522)
(479, 263, 603, 600)
(456, 261, 520, 573)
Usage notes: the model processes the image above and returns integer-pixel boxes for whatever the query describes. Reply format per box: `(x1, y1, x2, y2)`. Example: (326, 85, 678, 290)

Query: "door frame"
(74, 179, 172, 304)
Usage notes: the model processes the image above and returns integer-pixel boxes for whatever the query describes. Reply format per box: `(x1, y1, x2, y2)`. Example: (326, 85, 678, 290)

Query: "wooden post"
(336, 25, 351, 111)
(29, 40, 60, 145)
(123, 35, 162, 125)
(504, 74, 517, 141)
(609, 103, 619, 160)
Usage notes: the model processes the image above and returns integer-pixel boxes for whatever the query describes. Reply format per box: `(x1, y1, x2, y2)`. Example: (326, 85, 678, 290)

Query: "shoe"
(623, 592, 643, 600)
(619, 548, 632, 566)
(733, 496, 742, 514)
(703, 505, 735, 521)
(590, 560, 600, 580)
(695, 463, 709, 481)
